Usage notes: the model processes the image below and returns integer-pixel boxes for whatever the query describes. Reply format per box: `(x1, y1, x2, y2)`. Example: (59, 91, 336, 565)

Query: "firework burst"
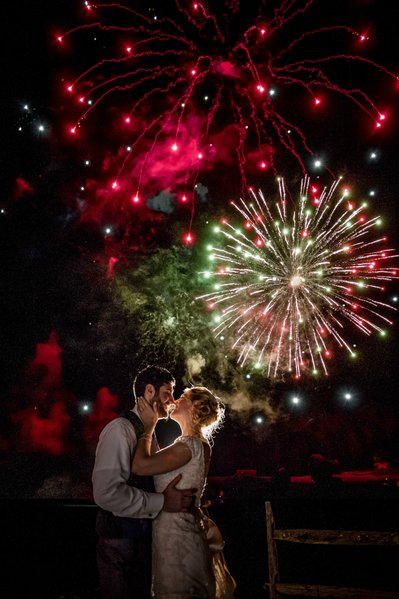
(57, 1, 397, 240)
(198, 176, 398, 377)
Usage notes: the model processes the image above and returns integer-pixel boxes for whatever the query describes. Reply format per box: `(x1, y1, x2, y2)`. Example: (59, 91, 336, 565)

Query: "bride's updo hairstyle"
(185, 386, 225, 442)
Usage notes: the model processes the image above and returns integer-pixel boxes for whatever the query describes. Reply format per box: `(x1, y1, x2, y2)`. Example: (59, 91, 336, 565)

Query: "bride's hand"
(137, 396, 158, 430)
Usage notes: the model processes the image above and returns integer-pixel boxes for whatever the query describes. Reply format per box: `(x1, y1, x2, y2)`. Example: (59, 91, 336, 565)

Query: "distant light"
(183, 231, 195, 245)
(344, 393, 352, 400)
(79, 401, 92, 415)
(254, 415, 264, 424)
(292, 396, 300, 405)
(85, 160, 91, 166)
(314, 159, 322, 168)
(369, 189, 376, 196)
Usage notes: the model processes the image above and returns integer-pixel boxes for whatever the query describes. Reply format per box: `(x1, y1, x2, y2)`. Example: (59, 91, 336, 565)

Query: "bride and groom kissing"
(92, 364, 235, 598)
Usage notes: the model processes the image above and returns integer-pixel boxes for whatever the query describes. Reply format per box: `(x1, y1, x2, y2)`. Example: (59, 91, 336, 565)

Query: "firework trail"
(198, 176, 398, 378)
(58, 1, 397, 240)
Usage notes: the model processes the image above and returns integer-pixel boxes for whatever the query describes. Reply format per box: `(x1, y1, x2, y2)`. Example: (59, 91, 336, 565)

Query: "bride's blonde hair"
(184, 386, 225, 442)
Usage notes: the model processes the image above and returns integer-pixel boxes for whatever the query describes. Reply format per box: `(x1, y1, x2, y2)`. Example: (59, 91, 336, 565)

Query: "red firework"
(56, 0, 398, 243)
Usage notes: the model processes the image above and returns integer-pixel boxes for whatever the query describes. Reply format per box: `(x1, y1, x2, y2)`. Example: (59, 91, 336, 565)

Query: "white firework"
(198, 176, 398, 377)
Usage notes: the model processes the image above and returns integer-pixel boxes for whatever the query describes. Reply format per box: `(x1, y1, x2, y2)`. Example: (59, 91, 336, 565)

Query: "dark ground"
(1, 476, 399, 599)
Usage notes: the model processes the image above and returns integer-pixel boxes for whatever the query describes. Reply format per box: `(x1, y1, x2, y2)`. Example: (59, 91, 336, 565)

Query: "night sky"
(1, 0, 399, 498)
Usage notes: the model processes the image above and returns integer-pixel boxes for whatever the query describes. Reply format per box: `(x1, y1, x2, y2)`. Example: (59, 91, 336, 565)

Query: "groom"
(92, 365, 196, 599)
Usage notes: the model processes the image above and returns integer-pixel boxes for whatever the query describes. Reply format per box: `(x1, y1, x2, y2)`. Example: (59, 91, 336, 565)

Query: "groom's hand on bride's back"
(162, 474, 197, 512)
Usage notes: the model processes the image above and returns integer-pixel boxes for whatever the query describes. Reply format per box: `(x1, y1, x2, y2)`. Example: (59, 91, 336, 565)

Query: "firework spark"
(198, 176, 398, 377)
(58, 1, 397, 239)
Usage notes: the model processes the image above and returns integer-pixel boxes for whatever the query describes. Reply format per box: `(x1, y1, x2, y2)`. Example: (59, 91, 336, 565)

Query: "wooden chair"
(265, 500, 399, 599)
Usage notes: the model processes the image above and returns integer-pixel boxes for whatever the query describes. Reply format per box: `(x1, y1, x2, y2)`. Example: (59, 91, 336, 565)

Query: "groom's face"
(153, 381, 175, 418)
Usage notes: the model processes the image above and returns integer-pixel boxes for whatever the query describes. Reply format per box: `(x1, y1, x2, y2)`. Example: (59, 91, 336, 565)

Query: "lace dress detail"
(152, 435, 215, 599)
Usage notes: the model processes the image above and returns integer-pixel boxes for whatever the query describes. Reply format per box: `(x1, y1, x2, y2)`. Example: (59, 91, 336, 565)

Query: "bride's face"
(170, 391, 192, 423)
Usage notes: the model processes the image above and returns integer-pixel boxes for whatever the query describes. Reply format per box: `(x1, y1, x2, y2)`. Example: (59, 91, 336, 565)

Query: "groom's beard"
(154, 393, 169, 419)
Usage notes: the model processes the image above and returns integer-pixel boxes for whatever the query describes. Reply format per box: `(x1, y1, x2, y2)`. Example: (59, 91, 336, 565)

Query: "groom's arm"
(92, 418, 164, 519)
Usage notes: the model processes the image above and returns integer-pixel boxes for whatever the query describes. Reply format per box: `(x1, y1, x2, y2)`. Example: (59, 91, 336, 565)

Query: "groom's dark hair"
(133, 365, 175, 401)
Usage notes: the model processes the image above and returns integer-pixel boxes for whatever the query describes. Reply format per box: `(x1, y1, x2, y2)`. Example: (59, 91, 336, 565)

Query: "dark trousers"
(96, 536, 152, 599)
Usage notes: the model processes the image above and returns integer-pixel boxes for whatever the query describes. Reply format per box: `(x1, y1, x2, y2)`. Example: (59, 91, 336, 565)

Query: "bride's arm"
(132, 398, 192, 476)
(133, 439, 192, 476)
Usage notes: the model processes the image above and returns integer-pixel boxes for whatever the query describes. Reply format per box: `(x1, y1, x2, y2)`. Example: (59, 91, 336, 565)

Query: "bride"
(132, 385, 235, 599)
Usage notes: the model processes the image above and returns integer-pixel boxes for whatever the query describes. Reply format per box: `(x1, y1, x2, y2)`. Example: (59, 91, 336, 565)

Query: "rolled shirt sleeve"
(92, 418, 164, 519)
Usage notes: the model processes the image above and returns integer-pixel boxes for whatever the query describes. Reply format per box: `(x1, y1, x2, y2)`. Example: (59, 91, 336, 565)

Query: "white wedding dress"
(152, 435, 216, 599)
